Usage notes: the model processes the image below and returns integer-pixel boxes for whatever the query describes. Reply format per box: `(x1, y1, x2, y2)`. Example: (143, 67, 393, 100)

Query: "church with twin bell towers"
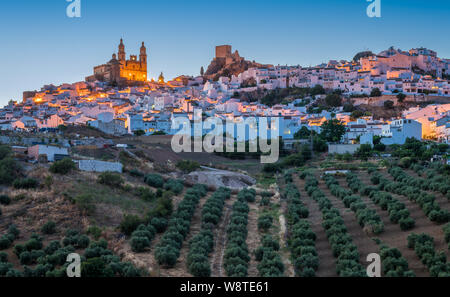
(86, 39, 148, 86)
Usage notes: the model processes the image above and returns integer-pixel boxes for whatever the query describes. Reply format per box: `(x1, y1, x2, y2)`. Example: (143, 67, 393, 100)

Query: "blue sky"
(0, 0, 449, 104)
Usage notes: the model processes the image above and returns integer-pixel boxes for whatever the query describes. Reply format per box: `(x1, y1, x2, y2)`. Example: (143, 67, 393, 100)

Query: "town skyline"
(2, 42, 449, 104)
(1, 0, 450, 104)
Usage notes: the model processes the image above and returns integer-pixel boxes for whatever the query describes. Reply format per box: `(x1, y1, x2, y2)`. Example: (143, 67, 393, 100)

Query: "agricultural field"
(278, 163, 450, 277)
(0, 139, 449, 278)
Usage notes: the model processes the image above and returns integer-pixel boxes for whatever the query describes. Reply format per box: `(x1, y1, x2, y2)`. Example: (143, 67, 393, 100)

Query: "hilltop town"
(1, 42, 449, 148)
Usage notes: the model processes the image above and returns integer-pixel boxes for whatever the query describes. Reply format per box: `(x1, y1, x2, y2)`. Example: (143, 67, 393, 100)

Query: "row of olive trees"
(407, 233, 449, 277)
(253, 175, 286, 277)
(371, 168, 450, 223)
(408, 164, 450, 199)
(186, 187, 231, 277)
(444, 223, 450, 251)
(300, 171, 366, 277)
(347, 172, 415, 231)
(154, 184, 209, 267)
(223, 188, 255, 277)
(324, 174, 384, 235)
(1, 227, 142, 277)
(283, 171, 317, 277)
(379, 245, 415, 277)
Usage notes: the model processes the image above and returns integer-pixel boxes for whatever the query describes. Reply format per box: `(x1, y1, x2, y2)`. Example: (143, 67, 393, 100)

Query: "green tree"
(355, 144, 373, 161)
(98, 172, 124, 188)
(294, 126, 312, 139)
(49, 158, 76, 174)
(320, 120, 346, 143)
(370, 88, 382, 97)
(353, 51, 374, 62)
(343, 103, 355, 113)
(313, 136, 327, 152)
(120, 215, 142, 236)
(310, 85, 325, 96)
(384, 100, 394, 109)
(325, 94, 342, 107)
(397, 93, 406, 103)
(41, 221, 56, 235)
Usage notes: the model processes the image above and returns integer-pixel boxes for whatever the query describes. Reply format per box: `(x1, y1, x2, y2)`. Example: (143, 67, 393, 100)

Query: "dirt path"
(210, 195, 236, 277)
(362, 171, 450, 261)
(314, 174, 381, 271)
(246, 199, 260, 277)
(278, 199, 295, 277)
(293, 175, 337, 277)
(342, 173, 429, 277)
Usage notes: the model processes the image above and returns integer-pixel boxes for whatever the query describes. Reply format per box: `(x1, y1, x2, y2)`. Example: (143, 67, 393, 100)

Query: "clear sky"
(0, 0, 449, 105)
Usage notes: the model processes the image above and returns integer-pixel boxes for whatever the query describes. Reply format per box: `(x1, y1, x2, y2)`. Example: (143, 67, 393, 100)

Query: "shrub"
(129, 169, 144, 177)
(384, 100, 394, 109)
(25, 234, 43, 251)
(176, 160, 200, 173)
(49, 158, 76, 174)
(19, 251, 33, 265)
(164, 179, 184, 195)
(0, 237, 11, 250)
(150, 217, 168, 233)
(444, 223, 450, 243)
(87, 226, 102, 240)
(155, 247, 178, 267)
(0, 195, 11, 205)
(0, 252, 7, 263)
(98, 172, 124, 188)
(144, 174, 164, 188)
(258, 214, 273, 231)
(41, 221, 56, 235)
(370, 88, 382, 97)
(0, 156, 22, 186)
(120, 215, 142, 236)
(148, 195, 173, 218)
(75, 194, 96, 215)
(260, 197, 270, 206)
(77, 235, 90, 249)
(44, 240, 61, 255)
(399, 217, 415, 231)
(263, 163, 282, 173)
(130, 236, 150, 253)
(237, 188, 256, 202)
(136, 187, 155, 202)
(13, 178, 39, 189)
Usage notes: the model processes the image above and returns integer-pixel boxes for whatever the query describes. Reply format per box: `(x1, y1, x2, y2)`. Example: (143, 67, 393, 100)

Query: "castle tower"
(140, 42, 147, 67)
(118, 38, 126, 62)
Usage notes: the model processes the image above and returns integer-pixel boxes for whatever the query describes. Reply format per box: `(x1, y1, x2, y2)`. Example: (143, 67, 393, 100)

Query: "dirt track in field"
(246, 198, 260, 277)
(210, 195, 236, 277)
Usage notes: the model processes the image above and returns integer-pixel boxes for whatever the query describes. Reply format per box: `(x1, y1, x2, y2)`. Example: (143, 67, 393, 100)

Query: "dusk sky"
(0, 0, 449, 104)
